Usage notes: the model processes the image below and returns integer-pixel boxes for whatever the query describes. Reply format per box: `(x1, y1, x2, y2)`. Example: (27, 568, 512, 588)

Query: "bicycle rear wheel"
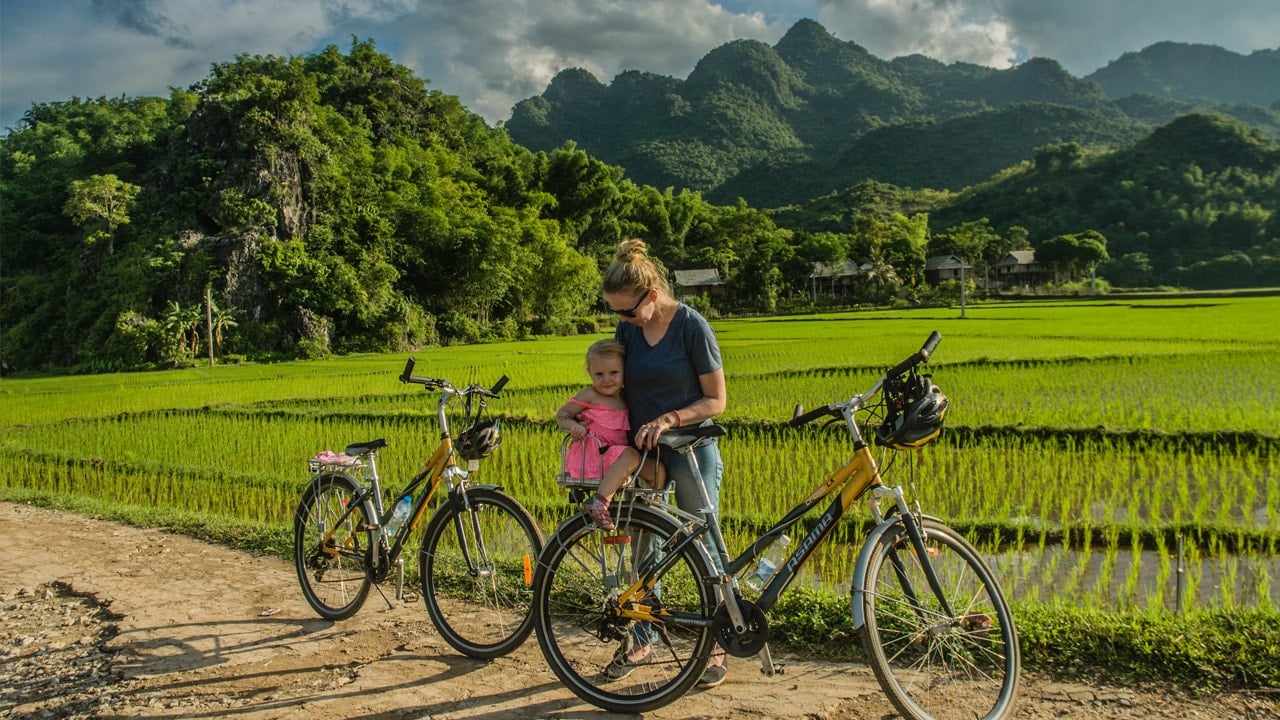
(858, 517, 1020, 720)
(294, 471, 373, 620)
(533, 504, 718, 714)
(419, 487, 544, 658)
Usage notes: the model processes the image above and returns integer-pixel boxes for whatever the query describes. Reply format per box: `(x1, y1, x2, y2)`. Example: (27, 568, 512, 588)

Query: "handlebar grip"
(399, 357, 442, 386)
(789, 403, 840, 428)
(491, 375, 509, 395)
(885, 331, 943, 377)
(920, 330, 942, 360)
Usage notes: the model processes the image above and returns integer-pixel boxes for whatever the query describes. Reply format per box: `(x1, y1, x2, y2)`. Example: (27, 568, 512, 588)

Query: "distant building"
(809, 260, 867, 297)
(924, 255, 971, 285)
(992, 250, 1063, 287)
(673, 268, 724, 300)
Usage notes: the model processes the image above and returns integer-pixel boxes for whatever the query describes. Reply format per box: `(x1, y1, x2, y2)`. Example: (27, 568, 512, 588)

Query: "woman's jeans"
(630, 440, 723, 649)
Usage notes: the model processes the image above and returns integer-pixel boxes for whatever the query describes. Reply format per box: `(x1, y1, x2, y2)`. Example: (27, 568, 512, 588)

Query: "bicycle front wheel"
(294, 471, 373, 620)
(533, 504, 718, 714)
(859, 517, 1020, 720)
(419, 487, 544, 658)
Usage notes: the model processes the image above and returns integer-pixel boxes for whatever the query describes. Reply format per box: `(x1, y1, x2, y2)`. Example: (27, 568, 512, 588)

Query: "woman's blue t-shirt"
(614, 303, 722, 431)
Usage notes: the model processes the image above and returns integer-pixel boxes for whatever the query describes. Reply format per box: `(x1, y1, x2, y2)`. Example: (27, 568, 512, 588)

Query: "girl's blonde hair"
(586, 338, 625, 369)
(603, 239, 671, 299)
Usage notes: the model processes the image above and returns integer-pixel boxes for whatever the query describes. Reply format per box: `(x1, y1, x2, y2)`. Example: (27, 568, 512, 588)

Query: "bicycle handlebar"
(399, 357, 508, 397)
(789, 402, 843, 427)
(789, 331, 942, 428)
(885, 330, 941, 379)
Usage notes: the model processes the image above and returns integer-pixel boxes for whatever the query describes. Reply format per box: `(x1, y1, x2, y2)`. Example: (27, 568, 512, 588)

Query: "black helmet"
(876, 376, 948, 450)
(456, 418, 503, 460)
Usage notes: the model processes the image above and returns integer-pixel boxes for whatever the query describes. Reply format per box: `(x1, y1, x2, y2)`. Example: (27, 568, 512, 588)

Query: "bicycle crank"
(712, 600, 769, 657)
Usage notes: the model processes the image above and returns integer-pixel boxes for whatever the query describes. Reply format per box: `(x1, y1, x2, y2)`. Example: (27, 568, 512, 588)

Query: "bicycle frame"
(609, 332, 951, 646)
(607, 420, 887, 633)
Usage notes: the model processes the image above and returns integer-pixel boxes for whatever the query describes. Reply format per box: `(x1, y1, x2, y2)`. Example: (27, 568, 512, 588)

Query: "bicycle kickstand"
(757, 641, 785, 677)
(370, 556, 407, 610)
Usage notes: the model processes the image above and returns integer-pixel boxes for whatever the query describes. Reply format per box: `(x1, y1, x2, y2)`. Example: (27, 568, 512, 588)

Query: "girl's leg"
(583, 448, 642, 531)
(636, 455, 667, 489)
(596, 447, 641, 501)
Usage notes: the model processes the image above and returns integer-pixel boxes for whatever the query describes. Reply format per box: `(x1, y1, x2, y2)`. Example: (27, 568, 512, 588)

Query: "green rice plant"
(2, 295, 1278, 615)
(1119, 535, 1144, 609)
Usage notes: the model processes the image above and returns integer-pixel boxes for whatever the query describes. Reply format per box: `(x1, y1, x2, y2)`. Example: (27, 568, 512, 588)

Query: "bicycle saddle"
(658, 424, 726, 453)
(344, 439, 388, 455)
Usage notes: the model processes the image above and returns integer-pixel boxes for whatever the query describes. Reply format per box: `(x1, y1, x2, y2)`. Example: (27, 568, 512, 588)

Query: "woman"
(600, 238, 729, 689)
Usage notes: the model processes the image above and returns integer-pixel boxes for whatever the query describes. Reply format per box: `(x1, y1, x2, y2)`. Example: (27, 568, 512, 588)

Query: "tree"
(1038, 231, 1110, 281)
(1033, 142, 1083, 173)
(793, 231, 848, 299)
(1099, 252, 1154, 287)
(209, 301, 239, 356)
(163, 300, 203, 362)
(63, 174, 141, 255)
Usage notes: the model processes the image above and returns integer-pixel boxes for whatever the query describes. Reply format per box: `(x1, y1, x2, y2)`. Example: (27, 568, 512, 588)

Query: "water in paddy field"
(988, 543, 1280, 611)
(794, 536, 1278, 611)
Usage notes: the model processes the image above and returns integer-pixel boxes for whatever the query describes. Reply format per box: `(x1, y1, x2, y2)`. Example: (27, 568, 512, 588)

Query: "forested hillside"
(507, 20, 1280, 207)
(775, 114, 1280, 290)
(0, 41, 794, 372)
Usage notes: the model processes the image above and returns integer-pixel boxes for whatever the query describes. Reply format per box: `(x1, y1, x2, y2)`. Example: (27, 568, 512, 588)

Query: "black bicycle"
(533, 332, 1020, 718)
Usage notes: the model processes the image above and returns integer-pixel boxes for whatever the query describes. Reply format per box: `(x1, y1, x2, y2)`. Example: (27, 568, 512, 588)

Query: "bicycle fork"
(851, 485, 956, 630)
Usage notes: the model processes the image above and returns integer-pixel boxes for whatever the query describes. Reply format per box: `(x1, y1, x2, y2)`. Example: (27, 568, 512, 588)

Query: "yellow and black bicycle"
(532, 332, 1020, 718)
(294, 359, 543, 659)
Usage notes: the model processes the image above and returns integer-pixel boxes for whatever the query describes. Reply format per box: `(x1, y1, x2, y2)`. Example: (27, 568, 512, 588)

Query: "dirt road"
(3, 501, 1275, 719)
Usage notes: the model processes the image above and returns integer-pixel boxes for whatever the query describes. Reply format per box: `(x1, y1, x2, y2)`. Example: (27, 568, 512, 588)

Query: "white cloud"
(385, 0, 783, 123)
(815, 0, 1018, 68)
(994, 0, 1280, 75)
(813, 0, 1280, 76)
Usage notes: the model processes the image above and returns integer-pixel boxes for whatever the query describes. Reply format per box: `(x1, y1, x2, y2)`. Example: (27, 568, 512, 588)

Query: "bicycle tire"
(858, 517, 1021, 720)
(419, 487, 545, 658)
(294, 471, 373, 620)
(533, 503, 718, 714)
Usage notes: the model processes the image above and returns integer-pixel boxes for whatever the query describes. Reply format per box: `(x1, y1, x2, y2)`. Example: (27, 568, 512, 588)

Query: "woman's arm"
(638, 369, 726, 447)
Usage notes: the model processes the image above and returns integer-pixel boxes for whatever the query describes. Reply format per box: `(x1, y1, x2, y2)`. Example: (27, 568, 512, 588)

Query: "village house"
(672, 268, 724, 301)
(808, 260, 867, 298)
(992, 250, 1063, 288)
(923, 255, 972, 285)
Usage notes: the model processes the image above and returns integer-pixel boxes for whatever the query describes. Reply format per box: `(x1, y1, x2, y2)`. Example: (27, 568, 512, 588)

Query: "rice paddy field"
(3, 295, 1278, 616)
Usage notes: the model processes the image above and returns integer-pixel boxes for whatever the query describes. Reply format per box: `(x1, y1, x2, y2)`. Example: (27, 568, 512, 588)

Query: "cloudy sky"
(2, 0, 1278, 133)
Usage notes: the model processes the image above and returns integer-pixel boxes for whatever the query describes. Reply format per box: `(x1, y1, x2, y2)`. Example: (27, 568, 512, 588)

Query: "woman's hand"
(635, 412, 679, 450)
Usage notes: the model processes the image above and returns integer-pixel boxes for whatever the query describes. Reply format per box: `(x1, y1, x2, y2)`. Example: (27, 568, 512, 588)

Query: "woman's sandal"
(603, 645, 651, 680)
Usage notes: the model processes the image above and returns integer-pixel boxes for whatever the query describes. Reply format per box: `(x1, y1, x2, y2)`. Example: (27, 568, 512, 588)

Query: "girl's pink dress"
(563, 399, 631, 479)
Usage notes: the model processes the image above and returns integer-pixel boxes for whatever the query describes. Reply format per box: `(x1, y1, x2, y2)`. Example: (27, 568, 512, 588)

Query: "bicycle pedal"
(602, 534, 631, 545)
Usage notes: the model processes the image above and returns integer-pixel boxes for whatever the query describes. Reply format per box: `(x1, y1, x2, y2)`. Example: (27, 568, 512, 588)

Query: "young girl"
(556, 338, 665, 530)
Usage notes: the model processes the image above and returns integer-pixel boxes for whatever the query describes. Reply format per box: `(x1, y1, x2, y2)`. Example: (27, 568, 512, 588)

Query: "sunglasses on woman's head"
(608, 289, 650, 318)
